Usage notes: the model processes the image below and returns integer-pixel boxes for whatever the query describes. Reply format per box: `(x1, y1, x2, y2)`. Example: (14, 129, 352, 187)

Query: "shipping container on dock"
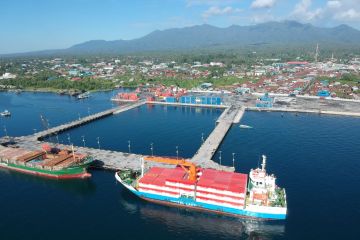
(146, 96, 155, 102)
(180, 96, 185, 104)
(200, 96, 206, 105)
(203, 96, 222, 105)
(165, 97, 176, 103)
(114, 92, 139, 101)
(179, 96, 222, 105)
(180, 96, 194, 104)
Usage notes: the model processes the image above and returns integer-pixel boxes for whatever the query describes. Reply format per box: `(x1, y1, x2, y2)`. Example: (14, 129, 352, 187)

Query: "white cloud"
(291, 0, 323, 21)
(335, 8, 360, 21)
(251, 0, 277, 9)
(327, 1, 342, 9)
(188, 0, 360, 29)
(325, 1, 360, 23)
(251, 13, 277, 23)
(202, 6, 242, 20)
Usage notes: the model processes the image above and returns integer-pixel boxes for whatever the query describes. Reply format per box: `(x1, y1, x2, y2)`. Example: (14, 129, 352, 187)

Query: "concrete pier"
(1, 100, 239, 172)
(246, 106, 360, 117)
(33, 101, 145, 141)
(7, 136, 233, 171)
(11, 136, 145, 170)
(191, 106, 245, 165)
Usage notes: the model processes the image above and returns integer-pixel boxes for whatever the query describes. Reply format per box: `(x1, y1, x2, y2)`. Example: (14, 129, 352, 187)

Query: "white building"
(0, 73, 17, 79)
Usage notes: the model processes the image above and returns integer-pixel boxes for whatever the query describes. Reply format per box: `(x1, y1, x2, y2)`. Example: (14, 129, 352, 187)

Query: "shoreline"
(2, 89, 360, 118)
(1, 87, 121, 95)
(246, 106, 360, 117)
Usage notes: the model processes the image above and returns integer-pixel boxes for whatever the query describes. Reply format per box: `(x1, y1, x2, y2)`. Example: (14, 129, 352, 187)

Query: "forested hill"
(3, 21, 360, 56)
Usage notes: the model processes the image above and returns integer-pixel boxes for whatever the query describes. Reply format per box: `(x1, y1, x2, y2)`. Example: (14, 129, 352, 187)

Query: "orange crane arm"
(143, 156, 198, 181)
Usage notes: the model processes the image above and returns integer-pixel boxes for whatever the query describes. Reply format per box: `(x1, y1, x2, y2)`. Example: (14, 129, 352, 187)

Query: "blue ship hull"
(128, 188, 286, 220)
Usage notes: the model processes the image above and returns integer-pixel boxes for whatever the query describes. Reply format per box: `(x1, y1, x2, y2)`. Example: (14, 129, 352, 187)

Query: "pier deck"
(8, 136, 232, 171)
(191, 106, 245, 165)
(33, 101, 145, 141)
(1, 101, 238, 172)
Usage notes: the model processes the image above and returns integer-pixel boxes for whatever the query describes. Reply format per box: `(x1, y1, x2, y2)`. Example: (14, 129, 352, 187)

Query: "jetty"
(246, 106, 360, 117)
(33, 101, 145, 141)
(191, 106, 245, 165)
(7, 135, 232, 172)
(1, 100, 243, 172)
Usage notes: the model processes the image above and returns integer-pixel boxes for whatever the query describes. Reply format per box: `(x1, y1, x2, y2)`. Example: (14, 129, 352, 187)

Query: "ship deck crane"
(142, 156, 198, 181)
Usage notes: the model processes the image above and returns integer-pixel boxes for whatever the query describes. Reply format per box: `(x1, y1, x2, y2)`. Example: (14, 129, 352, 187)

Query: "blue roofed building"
(317, 90, 330, 97)
(256, 93, 273, 108)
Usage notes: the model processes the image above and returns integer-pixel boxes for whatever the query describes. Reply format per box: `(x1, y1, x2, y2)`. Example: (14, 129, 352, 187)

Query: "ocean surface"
(1, 91, 359, 240)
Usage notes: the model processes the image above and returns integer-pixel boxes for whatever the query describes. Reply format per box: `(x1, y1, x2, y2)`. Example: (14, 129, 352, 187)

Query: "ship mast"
(261, 155, 267, 171)
(141, 157, 144, 177)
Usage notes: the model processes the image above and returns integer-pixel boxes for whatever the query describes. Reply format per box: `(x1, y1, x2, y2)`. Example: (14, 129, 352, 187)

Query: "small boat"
(1, 110, 11, 117)
(239, 124, 252, 129)
(77, 92, 90, 99)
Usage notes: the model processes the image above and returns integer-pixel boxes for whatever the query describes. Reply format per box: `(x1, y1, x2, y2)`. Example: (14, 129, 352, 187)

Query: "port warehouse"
(163, 96, 222, 105)
(255, 93, 274, 108)
(113, 91, 223, 106)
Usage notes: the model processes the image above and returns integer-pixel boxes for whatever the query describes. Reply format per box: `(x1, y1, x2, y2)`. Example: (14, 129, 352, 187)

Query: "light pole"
(3, 126, 8, 138)
(128, 140, 131, 153)
(219, 151, 222, 165)
(81, 135, 86, 147)
(150, 142, 154, 156)
(67, 134, 71, 145)
(232, 153, 235, 168)
(97, 137, 101, 149)
(176, 146, 179, 159)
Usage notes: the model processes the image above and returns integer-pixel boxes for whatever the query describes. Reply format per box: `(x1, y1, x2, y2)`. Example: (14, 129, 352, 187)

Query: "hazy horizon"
(1, 0, 360, 54)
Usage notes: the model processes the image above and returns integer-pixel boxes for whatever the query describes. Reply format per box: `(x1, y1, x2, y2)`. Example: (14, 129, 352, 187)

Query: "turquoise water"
(1, 91, 359, 239)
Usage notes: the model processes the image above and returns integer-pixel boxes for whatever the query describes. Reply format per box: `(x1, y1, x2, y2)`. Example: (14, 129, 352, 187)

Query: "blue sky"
(1, 0, 360, 54)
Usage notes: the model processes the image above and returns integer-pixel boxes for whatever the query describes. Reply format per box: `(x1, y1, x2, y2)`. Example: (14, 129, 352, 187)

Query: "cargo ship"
(115, 155, 287, 220)
(0, 144, 94, 179)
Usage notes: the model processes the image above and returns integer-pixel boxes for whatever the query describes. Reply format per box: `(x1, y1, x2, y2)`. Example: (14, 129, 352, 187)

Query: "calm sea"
(1, 91, 359, 240)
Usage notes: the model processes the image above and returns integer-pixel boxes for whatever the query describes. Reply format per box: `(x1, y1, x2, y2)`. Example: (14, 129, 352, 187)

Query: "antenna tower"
(315, 43, 319, 63)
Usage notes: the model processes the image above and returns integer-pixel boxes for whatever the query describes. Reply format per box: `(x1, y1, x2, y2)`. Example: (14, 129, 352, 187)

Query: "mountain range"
(3, 21, 360, 56)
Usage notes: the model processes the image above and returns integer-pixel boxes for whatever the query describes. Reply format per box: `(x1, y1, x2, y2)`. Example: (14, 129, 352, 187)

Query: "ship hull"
(115, 173, 286, 220)
(0, 162, 91, 179)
